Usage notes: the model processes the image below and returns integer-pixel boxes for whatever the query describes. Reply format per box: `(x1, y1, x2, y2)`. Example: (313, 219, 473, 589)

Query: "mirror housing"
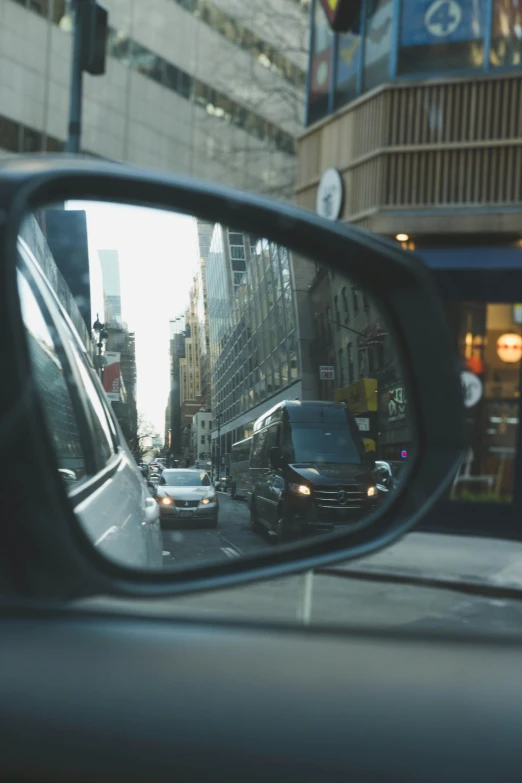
(1, 157, 466, 600)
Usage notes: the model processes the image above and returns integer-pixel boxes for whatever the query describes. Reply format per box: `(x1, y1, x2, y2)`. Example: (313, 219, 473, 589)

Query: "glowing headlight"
(201, 495, 216, 505)
(161, 497, 173, 505)
(367, 485, 377, 497)
(289, 483, 311, 496)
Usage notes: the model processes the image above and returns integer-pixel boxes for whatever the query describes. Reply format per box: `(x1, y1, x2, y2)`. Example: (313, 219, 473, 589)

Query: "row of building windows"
(173, 0, 306, 90)
(0, 112, 104, 157)
(309, 0, 522, 126)
(10, 0, 296, 158)
(107, 30, 296, 156)
(207, 231, 299, 425)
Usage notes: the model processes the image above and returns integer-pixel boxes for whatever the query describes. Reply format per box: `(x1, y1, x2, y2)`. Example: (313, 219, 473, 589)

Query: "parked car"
(17, 233, 163, 569)
(155, 469, 218, 528)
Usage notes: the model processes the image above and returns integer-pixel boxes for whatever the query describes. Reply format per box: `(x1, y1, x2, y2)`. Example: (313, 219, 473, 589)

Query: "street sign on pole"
(320, 365, 335, 380)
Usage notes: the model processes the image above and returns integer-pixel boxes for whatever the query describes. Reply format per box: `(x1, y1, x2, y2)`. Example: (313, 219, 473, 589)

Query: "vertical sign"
(103, 351, 121, 401)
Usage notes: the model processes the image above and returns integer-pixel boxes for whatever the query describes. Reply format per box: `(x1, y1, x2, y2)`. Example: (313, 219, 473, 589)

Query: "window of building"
(18, 270, 87, 490)
(352, 287, 359, 315)
(338, 348, 345, 388)
(398, 0, 485, 75)
(308, 0, 334, 124)
(448, 301, 521, 504)
(363, 0, 393, 90)
(491, 0, 522, 67)
(347, 342, 355, 382)
(335, 30, 361, 110)
(334, 295, 341, 328)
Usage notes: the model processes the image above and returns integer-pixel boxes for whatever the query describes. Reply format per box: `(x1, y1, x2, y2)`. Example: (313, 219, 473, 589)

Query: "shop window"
(308, 0, 333, 124)
(449, 301, 521, 504)
(363, 0, 393, 90)
(490, 0, 522, 68)
(398, 0, 485, 75)
(335, 30, 360, 110)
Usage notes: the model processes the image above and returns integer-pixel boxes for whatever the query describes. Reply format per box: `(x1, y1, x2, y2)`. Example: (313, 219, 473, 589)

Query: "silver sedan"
(155, 469, 219, 528)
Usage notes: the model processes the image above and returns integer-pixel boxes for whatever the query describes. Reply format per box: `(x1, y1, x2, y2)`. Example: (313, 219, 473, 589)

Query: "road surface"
(161, 491, 269, 567)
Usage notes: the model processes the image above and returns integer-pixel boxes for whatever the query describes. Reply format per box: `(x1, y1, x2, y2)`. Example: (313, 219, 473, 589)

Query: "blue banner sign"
(400, 0, 485, 46)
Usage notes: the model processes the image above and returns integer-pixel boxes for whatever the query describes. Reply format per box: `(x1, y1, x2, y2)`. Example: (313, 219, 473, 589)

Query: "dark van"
(248, 400, 378, 542)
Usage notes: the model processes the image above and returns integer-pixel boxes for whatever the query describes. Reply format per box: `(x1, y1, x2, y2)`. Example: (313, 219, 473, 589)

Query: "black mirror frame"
(0, 157, 466, 600)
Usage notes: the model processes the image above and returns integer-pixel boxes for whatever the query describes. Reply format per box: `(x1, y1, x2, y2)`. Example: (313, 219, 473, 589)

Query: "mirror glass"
(17, 201, 414, 571)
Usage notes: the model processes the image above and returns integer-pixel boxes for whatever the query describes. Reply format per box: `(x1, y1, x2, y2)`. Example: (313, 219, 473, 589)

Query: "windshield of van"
(287, 424, 363, 465)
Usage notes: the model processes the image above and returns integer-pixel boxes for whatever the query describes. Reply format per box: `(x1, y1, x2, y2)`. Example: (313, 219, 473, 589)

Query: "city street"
(161, 491, 270, 566)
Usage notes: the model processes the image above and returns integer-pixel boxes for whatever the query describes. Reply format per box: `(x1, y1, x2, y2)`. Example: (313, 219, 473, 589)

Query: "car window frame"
(18, 239, 122, 480)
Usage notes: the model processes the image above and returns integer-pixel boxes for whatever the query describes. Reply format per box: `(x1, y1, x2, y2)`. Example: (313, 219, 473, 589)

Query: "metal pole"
(217, 415, 221, 483)
(67, 0, 83, 153)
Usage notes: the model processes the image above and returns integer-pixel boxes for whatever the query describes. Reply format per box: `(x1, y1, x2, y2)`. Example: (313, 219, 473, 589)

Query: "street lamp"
(92, 314, 108, 380)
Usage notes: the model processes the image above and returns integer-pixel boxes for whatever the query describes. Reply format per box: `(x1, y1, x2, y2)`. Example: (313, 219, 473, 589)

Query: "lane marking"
(162, 550, 171, 557)
(219, 532, 243, 557)
(221, 547, 241, 559)
(94, 525, 119, 547)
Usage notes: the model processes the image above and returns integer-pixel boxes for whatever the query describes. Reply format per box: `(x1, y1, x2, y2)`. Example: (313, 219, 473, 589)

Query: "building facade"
(297, 0, 522, 529)
(167, 321, 186, 464)
(191, 410, 212, 465)
(206, 224, 304, 467)
(98, 249, 122, 326)
(2, 0, 309, 198)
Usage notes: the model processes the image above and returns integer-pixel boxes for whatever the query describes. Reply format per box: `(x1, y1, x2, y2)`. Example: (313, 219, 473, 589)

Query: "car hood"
(289, 462, 371, 484)
(156, 486, 211, 501)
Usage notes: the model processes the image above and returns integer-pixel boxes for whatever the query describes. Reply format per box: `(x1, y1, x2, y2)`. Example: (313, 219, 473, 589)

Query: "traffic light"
(79, 0, 108, 76)
(318, 0, 362, 32)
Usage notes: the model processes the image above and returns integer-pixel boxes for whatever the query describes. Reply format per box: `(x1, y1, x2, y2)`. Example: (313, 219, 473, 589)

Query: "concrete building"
(98, 249, 122, 326)
(167, 319, 186, 464)
(297, 0, 522, 525)
(206, 224, 305, 465)
(191, 409, 212, 464)
(105, 323, 138, 447)
(1, 0, 309, 198)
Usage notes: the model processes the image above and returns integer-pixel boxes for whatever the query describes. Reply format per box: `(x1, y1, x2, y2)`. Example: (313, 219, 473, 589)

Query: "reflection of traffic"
(154, 469, 219, 528)
(231, 400, 390, 543)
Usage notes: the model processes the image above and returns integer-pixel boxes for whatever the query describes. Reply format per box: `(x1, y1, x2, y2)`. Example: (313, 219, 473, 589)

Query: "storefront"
(418, 244, 522, 539)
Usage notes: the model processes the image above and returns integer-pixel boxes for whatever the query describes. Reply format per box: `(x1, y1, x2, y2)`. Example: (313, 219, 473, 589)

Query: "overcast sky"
(67, 201, 199, 437)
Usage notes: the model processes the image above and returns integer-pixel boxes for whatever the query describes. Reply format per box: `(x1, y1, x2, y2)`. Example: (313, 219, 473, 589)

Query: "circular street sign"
(425, 0, 462, 38)
(316, 168, 344, 221)
(460, 370, 483, 409)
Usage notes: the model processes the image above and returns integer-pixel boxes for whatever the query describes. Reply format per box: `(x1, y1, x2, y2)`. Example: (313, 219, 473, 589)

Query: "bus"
(230, 436, 253, 500)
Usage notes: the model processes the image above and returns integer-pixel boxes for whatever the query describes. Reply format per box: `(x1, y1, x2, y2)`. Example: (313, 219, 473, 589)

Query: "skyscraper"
(98, 249, 122, 326)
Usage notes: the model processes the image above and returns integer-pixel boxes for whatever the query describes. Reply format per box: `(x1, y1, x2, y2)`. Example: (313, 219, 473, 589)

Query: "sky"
(67, 201, 199, 437)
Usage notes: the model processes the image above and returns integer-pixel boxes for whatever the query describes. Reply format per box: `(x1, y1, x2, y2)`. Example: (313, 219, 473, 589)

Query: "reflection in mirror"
(17, 201, 414, 571)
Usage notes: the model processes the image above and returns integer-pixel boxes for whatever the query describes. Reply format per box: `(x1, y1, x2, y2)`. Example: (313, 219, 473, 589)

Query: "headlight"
(367, 485, 377, 497)
(201, 495, 217, 505)
(289, 483, 311, 496)
(161, 497, 173, 505)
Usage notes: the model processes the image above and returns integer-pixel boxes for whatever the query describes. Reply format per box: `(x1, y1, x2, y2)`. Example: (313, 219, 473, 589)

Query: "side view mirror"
(9, 157, 466, 597)
(270, 446, 282, 469)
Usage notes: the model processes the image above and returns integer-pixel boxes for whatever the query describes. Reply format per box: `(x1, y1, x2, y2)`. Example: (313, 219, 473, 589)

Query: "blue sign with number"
(400, 0, 485, 47)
